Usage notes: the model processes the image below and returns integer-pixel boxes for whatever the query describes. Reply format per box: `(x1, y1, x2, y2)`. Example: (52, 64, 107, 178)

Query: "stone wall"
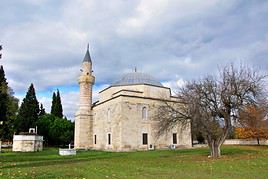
(93, 94, 192, 151)
(12, 135, 43, 152)
(224, 139, 268, 145)
(99, 84, 171, 102)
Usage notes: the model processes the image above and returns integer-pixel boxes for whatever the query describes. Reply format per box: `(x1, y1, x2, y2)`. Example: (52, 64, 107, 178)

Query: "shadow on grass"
(1, 152, 125, 169)
(1, 148, 123, 162)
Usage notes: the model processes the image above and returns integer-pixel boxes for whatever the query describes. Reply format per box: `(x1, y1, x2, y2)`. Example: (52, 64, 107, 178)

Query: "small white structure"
(59, 149, 77, 156)
(12, 135, 43, 152)
(59, 144, 76, 156)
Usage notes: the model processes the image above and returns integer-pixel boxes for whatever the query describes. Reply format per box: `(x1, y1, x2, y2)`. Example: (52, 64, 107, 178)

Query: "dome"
(111, 72, 163, 87)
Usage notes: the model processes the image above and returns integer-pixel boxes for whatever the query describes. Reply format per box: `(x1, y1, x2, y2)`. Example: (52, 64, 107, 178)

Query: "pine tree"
(0, 65, 9, 140)
(51, 90, 63, 118)
(39, 103, 46, 116)
(16, 83, 39, 133)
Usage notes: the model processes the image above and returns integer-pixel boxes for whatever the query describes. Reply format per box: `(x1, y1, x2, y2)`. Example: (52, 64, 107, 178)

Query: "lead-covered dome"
(111, 72, 163, 87)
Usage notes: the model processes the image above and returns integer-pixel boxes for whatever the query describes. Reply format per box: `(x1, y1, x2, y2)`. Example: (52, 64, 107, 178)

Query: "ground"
(0, 146, 268, 178)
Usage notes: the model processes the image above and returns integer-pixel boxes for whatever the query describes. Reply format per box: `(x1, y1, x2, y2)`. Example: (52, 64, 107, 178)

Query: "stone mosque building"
(74, 46, 192, 151)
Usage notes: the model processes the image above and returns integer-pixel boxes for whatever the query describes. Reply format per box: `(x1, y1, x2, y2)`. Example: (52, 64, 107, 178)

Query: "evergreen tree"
(39, 103, 46, 116)
(51, 90, 63, 118)
(16, 83, 39, 133)
(56, 90, 63, 118)
(0, 45, 2, 59)
(51, 92, 56, 114)
(0, 65, 9, 140)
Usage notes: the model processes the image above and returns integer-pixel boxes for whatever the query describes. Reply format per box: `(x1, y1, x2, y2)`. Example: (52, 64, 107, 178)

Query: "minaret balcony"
(78, 75, 95, 84)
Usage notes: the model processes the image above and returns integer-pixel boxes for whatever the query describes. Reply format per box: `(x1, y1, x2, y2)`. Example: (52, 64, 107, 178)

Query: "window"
(94, 135, 97, 144)
(142, 133, 148, 145)
(173, 133, 177, 144)
(107, 109, 111, 120)
(108, 133, 111, 145)
(142, 107, 148, 120)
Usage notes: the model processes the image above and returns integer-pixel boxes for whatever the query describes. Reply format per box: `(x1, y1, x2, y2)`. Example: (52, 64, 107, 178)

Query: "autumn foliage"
(236, 104, 268, 144)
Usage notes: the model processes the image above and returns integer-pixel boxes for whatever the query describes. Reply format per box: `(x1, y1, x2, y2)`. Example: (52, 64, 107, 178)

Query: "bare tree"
(154, 64, 266, 158)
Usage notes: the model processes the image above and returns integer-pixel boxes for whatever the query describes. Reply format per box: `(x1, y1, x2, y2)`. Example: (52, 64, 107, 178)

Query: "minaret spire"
(83, 43, 92, 63)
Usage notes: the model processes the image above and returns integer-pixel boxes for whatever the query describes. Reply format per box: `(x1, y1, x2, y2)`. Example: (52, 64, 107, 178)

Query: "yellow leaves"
(235, 127, 268, 139)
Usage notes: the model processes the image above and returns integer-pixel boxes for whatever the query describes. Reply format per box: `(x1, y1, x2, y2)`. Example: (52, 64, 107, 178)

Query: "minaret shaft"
(74, 46, 95, 149)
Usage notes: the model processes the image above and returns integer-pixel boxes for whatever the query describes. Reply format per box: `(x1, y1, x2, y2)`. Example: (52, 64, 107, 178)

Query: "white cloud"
(1, 0, 268, 121)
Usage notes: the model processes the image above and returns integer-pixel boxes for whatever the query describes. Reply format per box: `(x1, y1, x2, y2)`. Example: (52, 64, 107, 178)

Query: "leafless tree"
(154, 64, 267, 158)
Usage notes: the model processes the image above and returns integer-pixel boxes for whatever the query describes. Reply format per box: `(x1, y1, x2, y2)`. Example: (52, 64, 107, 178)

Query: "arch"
(107, 108, 111, 120)
(142, 106, 148, 120)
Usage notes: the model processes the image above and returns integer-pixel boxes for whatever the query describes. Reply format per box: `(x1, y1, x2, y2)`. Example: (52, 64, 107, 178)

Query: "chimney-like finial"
(87, 43, 89, 51)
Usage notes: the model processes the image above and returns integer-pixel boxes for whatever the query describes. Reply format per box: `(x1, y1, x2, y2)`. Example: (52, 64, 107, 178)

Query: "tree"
(39, 103, 46, 116)
(236, 103, 268, 145)
(0, 45, 2, 60)
(56, 90, 63, 118)
(154, 64, 266, 158)
(49, 117, 74, 146)
(37, 114, 74, 146)
(36, 114, 55, 145)
(0, 65, 9, 140)
(51, 92, 56, 114)
(16, 83, 39, 133)
(51, 90, 63, 118)
(0, 66, 19, 141)
(5, 89, 19, 140)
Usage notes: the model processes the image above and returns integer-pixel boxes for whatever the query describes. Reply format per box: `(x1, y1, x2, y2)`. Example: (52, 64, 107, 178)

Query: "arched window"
(142, 107, 148, 120)
(107, 108, 111, 120)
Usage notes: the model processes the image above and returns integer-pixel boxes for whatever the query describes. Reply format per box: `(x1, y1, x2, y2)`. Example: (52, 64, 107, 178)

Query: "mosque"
(74, 46, 192, 151)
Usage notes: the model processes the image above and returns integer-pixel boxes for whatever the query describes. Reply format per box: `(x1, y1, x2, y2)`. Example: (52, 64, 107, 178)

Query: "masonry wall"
(93, 97, 123, 151)
(92, 92, 192, 151)
(12, 135, 43, 152)
(224, 139, 268, 145)
(120, 96, 192, 151)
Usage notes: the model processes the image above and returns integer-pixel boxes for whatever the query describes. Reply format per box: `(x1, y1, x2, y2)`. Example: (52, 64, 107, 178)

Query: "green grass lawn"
(1, 145, 268, 179)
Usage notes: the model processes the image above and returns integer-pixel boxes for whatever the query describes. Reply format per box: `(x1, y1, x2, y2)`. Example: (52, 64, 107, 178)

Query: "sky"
(1, 0, 268, 120)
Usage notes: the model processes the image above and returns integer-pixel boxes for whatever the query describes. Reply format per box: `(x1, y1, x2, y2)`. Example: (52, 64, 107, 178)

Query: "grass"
(0, 145, 268, 178)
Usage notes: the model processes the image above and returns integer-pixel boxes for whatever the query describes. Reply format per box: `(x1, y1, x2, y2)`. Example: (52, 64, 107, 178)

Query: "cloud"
(1, 0, 268, 119)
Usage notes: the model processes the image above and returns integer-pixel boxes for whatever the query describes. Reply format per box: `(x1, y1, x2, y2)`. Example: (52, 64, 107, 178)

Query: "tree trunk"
(257, 138, 260, 145)
(208, 140, 221, 158)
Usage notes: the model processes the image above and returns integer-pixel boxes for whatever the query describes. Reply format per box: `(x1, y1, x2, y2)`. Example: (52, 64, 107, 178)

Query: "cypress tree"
(0, 65, 8, 140)
(51, 90, 63, 118)
(0, 45, 2, 59)
(16, 83, 39, 133)
(56, 90, 63, 118)
(51, 92, 56, 114)
(39, 103, 46, 116)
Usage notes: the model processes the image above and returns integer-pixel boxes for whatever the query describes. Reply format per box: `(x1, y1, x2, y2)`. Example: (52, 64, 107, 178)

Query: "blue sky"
(1, 0, 268, 120)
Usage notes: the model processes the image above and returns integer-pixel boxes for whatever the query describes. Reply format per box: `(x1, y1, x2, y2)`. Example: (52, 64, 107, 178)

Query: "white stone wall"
(92, 92, 192, 151)
(99, 84, 171, 102)
(119, 96, 191, 151)
(93, 97, 122, 151)
(12, 135, 43, 152)
(224, 139, 268, 145)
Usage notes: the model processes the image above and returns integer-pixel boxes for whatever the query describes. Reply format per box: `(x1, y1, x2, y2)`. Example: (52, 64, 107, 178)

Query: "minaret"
(74, 44, 95, 149)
